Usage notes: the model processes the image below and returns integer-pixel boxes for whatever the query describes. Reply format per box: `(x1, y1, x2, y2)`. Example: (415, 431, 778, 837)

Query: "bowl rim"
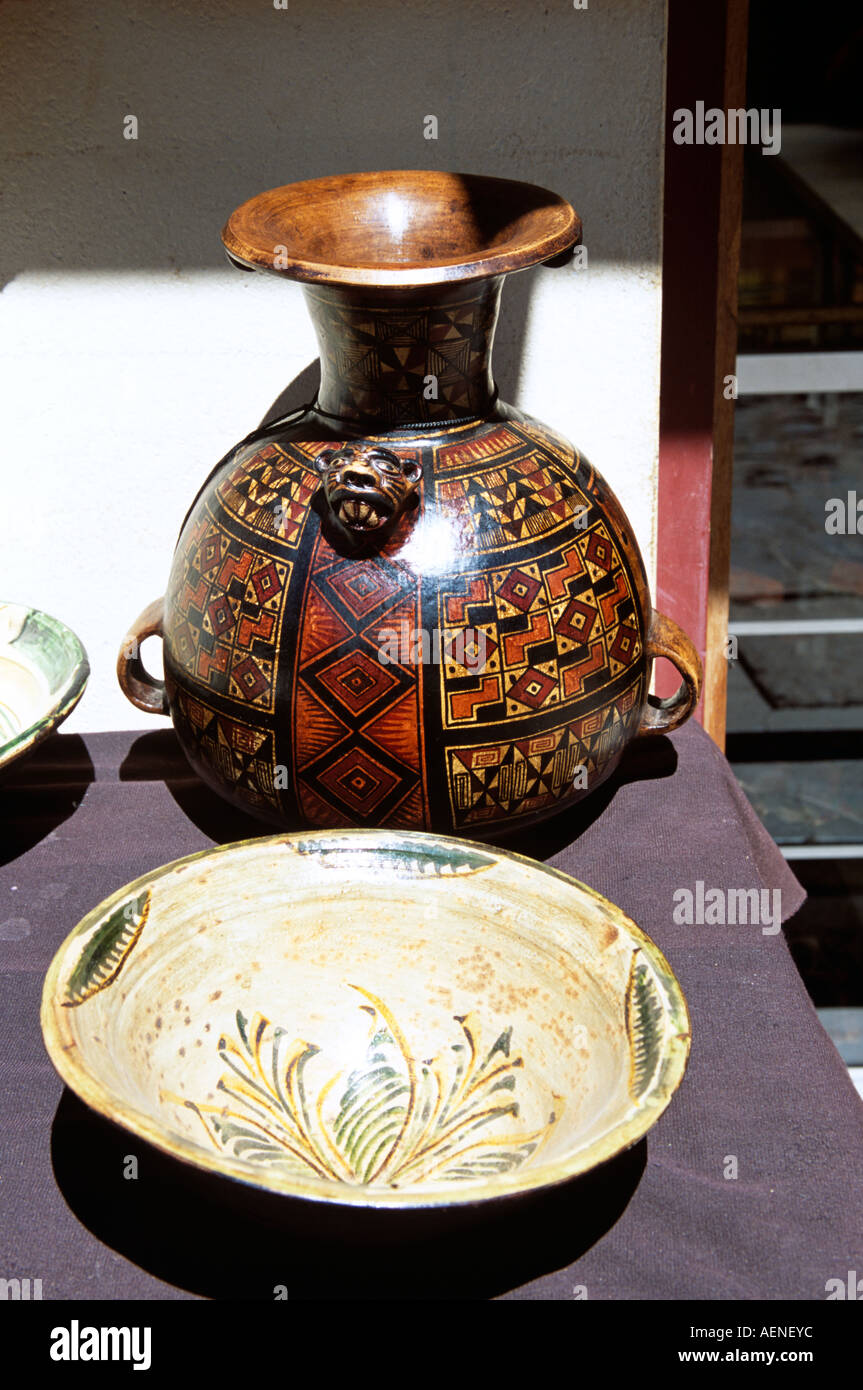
(220, 170, 582, 288)
(0, 602, 90, 775)
(41, 828, 690, 1209)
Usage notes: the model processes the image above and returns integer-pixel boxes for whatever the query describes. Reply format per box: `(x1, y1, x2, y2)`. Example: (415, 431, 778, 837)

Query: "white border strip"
(736, 352, 863, 395)
(781, 845, 863, 860)
(729, 618, 863, 636)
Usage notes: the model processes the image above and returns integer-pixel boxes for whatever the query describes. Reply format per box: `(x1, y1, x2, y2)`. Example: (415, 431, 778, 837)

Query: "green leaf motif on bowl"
(295, 840, 495, 878)
(626, 955, 666, 1101)
(63, 889, 151, 1007)
(173, 986, 561, 1188)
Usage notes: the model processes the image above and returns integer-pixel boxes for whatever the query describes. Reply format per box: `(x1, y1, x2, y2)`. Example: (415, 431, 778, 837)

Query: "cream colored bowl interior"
(42, 833, 689, 1207)
(0, 602, 89, 770)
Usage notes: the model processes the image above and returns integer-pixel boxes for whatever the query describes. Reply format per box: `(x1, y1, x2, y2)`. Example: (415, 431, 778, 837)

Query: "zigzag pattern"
(217, 442, 319, 547)
(439, 520, 642, 729)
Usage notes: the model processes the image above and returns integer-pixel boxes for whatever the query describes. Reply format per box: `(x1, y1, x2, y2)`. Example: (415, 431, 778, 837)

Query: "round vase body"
(121, 174, 700, 837)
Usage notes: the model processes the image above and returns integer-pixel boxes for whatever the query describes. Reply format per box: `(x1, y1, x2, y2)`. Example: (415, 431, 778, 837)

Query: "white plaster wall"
(0, 0, 666, 733)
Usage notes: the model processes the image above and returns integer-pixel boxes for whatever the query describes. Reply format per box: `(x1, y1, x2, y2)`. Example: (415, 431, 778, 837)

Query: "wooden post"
(657, 0, 749, 750)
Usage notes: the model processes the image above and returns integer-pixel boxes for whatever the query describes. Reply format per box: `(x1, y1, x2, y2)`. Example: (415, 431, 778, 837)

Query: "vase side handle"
(117, 598, 168, 716)
(637, 610, 702, 737)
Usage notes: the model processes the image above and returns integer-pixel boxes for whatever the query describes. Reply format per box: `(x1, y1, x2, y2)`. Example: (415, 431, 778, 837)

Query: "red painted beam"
(657, 0, 730, 715)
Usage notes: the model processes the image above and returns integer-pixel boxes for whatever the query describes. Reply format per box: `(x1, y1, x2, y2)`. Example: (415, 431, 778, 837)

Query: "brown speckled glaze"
(118, 172, 701, 836)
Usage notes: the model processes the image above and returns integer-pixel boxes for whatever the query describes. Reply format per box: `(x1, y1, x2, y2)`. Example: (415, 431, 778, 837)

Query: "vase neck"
(303, 277, 503, 427)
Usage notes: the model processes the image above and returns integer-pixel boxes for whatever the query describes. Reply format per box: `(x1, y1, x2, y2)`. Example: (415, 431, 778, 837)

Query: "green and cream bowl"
(0, 602, 89, 775)
(41, 832, 690, 1208)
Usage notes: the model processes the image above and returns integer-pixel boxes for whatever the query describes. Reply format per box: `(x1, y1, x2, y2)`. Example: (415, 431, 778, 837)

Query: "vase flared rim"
(221, 170, 581, 289)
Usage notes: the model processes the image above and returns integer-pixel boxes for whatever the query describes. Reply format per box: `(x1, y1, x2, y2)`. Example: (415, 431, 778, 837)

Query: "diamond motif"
(608, 624, 639, 667)
(251, 561, 283, 606)
(231, 655, 269, 701)
(326, 564, 402, 620)
(556, 596, 597, 644)
(316, 650, 399, 715)
(201, 536, 221, 572)
(585, 531, 614, 573)
(508, 667, 556, 709)
(207, 595, 234, 636)
(497, 569, 541, 613)
(317, 747, 401, 814)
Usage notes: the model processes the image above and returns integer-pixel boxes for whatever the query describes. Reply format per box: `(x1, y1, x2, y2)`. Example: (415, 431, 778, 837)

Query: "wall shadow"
(258, 359, 321, 430)
(51, 1087, 646, 1300)
(1, 1, 661, 283)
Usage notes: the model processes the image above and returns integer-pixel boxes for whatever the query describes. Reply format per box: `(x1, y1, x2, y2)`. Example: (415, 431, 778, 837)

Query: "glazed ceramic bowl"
(0, 602, 89, 775)
(42, 832, 690, 1208)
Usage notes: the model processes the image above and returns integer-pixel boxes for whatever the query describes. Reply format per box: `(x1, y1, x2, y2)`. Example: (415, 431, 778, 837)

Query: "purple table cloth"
(2, 722, 861, 1300)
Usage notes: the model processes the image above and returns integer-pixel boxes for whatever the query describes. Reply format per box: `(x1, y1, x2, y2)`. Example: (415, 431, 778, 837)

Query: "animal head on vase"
(313, 444, 422, 545)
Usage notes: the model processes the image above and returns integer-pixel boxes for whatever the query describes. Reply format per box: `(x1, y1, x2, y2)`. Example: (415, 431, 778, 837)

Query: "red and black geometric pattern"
(163, 398, 650, 837)
(167, 513, 290, 713)
(437, 448, 583, 551)
(447, 687, 641, 829)
(292, 524, 429, 829)
(217, 441, 319, 547)
(438, 521, 642, 732)
(172, 688, 281, 814)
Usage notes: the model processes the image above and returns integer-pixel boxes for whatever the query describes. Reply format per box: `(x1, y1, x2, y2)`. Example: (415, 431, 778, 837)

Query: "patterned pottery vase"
(118, 171, 701, 837)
